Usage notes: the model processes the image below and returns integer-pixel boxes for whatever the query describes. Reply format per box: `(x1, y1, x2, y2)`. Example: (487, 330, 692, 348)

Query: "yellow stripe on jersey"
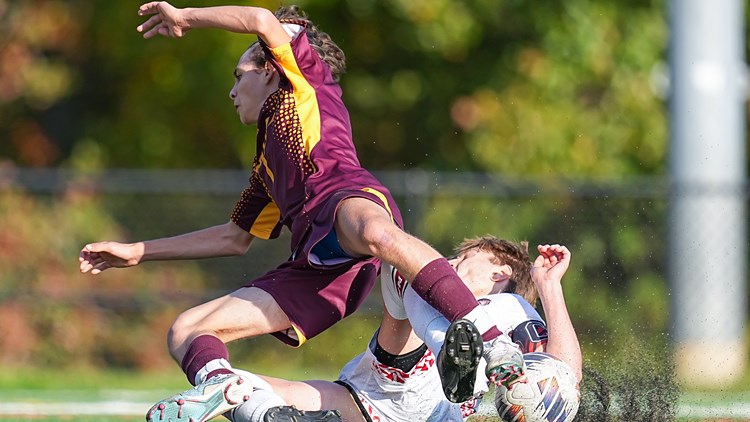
(249, 201, 281, 239)
(269, 43, 321, 156)
(258, 153, 274, 183)
(361, 187, 395, 222)
(290, 324, 308, 347)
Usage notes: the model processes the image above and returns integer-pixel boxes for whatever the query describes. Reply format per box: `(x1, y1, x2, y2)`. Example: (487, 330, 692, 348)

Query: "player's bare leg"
(148, 288, 293, 422)
(260, 377, 365, 422)
(333, 197, 442, 281)
(168, 287, 291, 364)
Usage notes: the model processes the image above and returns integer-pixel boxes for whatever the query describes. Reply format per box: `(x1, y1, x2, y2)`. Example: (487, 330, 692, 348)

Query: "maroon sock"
(410, 258, 479, 322)
(180, 334, 234, 386)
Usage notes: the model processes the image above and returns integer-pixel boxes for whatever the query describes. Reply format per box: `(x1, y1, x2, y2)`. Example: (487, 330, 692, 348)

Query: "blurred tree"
(0, 184, 212, 369)
(0, 0, 83, 166)
(0, 0, 668, 176)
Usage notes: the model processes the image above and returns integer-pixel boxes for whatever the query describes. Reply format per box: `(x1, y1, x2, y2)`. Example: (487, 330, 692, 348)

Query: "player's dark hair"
(246, 5, 346, 81)
(454, 236, 536, 305)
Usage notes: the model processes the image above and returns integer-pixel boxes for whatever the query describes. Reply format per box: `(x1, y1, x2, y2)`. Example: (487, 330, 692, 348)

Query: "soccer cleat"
(437, 319, 484, 403)
(146, 373, 253, 422)
(263, 405, 343, 421)
(484, 334, 527, 389)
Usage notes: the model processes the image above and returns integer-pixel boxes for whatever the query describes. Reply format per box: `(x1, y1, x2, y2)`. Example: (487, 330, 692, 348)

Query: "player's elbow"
(230, 234, 253, 256)
(248, 8, 279, 38)
(224, 222, 253, 256)
(229, 239, 252, 256)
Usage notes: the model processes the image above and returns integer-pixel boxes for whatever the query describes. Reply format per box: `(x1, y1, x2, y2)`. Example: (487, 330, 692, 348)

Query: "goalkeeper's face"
(448, 248, 511, 297)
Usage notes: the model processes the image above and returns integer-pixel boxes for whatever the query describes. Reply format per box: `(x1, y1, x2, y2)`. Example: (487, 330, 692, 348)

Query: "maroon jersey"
(231, 24, 401, 252)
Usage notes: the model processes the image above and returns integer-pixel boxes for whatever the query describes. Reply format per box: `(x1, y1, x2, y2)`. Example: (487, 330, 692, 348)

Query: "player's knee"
(360, 221, 400, 257)
(167, 312, 197, 358)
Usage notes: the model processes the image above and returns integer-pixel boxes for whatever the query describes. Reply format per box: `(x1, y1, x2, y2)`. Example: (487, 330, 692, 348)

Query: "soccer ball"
(494, 352, 580, 422)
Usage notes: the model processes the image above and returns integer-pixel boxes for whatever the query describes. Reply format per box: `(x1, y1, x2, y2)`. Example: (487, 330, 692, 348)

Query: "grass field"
(2, 367, 750, 421)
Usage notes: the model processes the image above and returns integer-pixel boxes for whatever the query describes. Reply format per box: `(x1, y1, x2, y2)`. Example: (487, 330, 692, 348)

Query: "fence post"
(668, 0, 748, 387)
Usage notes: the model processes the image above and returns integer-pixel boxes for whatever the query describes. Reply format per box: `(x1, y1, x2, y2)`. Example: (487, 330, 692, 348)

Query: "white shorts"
(337, 333, 478, 422)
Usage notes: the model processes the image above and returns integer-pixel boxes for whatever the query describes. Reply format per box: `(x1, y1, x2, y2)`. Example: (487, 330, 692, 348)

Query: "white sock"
(232, 369, 275, 391)
(462, 305, 496, 337)
(194, 358, 234, 386)
(229, 369, 286, 422)
(404, 287, 449, 355)
(422, 316, 450, 356)
(404, 287, 492, 396)
(230, 389, 287, 422)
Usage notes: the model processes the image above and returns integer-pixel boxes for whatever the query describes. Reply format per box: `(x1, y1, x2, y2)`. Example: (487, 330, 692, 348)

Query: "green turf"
(2, 367, 750, 421)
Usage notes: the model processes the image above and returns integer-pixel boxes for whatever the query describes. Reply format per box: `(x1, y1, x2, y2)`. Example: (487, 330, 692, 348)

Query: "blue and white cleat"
(146, 373, 253, 422)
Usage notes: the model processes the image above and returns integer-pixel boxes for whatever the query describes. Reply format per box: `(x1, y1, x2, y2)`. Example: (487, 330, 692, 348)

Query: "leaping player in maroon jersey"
(79, 3, 527, 421)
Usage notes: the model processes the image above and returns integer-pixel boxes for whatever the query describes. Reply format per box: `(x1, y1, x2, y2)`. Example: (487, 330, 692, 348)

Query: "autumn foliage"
(0, 182, 207, 370)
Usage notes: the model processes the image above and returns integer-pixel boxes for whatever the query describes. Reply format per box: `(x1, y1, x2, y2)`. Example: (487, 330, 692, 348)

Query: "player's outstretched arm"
(136, 2, 291, 47)
(531, 244, 582, 382)
(79, 221, 254, 275)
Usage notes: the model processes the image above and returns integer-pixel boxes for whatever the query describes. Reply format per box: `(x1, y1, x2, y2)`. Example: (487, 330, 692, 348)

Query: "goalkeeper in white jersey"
(212, 239, 582, 422)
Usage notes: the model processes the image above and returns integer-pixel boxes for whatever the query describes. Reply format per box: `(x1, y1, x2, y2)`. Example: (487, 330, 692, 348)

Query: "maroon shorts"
(247, 188, 403, 347)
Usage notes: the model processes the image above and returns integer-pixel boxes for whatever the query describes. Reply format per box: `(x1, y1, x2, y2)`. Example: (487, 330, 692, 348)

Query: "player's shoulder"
(478, 292, 541, 322)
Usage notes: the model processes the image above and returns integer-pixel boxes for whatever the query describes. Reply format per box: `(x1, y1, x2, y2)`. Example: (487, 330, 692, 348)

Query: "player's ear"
(263, 65, 278, 84)
(491, 264, 513, 282)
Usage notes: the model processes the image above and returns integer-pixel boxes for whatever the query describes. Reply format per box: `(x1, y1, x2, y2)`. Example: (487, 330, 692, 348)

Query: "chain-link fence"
(1, 167, 747, 378)
(4, 167, 673, 308)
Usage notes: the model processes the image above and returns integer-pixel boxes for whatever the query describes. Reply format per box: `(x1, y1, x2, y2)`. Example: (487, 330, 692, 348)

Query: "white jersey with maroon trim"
(381, 263, 542, 332)
(381, 263, 545, 397)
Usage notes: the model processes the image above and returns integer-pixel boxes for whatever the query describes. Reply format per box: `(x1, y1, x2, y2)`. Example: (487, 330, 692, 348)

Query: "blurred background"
(0, 0, 747, 419)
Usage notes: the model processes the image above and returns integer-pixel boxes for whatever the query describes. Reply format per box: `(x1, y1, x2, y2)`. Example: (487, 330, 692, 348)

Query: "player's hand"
(137, 2, 189, 39)
(79, 241, 143, 274)
(530, 244, 571, 287)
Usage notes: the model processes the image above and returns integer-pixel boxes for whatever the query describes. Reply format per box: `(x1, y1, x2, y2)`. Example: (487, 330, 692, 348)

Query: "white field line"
(0, 398, 749, 418)
(678, 403, 750, 419)
(0, 401, 152, 416)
